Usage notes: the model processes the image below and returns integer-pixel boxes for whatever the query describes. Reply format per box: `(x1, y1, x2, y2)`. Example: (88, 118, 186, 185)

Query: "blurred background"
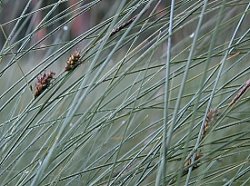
(0, 0, 165, 51)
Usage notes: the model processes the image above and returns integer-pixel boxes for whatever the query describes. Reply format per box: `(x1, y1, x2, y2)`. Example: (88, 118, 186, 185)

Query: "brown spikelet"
(34, 71, 55, 98)
(202, 109, 219, 139)
(183, 152, 202, 176)
(229, 79, 250, 107)
(169, 151, 203, 184)
(110, 16, 136, 37)
(65, 51, 81, 71)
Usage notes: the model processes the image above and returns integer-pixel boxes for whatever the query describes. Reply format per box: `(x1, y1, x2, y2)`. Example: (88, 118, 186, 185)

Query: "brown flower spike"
(202, 109, 219, 138)
(110, 16, 136, 37)
(34, 71, 55, 98)
(65, 51, 81, 71)
(229, 79, 250, 107)
(183, 152, 202, 176)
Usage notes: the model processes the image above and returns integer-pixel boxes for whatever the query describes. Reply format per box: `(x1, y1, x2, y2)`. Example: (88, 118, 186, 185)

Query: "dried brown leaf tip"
(34, 71, 56, 98)
(226, 51, 240, 60)
(229, 79, 250, 107)
(65, 51, 81, 71)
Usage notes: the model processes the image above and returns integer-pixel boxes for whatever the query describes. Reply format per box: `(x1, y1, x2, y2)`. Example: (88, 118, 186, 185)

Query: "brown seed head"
(34, 71, 56, 98)
(65, 51, 81, 71)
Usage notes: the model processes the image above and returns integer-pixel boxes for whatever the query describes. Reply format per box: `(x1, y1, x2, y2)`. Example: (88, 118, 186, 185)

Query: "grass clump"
(0, 0, 249, 185)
